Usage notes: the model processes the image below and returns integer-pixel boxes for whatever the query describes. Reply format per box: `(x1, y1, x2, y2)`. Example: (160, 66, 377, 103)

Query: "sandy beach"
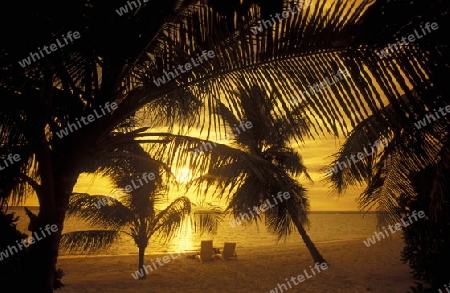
(57, 238, 413, 293)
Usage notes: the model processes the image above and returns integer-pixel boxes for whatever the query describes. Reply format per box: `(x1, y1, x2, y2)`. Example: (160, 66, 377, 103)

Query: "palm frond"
(325, 92, 448, 224)
(265, 186, 309, 241)
(59, 230, 121, 254)
(67, 193, 134, 229)
(150, 196, 192, 242)
(191, 202, 223, 235)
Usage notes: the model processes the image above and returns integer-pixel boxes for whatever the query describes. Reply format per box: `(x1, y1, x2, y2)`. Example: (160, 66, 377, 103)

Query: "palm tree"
(60, 144, 221, 278)
(146, 85, 326, 263)
(1, 0, 447, 291)
(218, 87, 327, 264)
(61, 193, 192, 279)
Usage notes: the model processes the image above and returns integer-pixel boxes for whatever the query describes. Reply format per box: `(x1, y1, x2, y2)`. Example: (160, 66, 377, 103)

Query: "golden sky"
(20, 134, 364, 211)
(297, 138, 364, 211)
(73, 137, 364, 211)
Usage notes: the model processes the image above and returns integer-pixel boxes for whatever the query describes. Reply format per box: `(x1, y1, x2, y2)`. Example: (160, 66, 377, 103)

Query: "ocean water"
(8, 207, 380, 256)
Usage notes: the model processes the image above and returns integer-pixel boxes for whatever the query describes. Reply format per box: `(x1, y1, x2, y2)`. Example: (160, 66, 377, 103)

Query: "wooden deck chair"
(197, 240, 214, 263)
(220, 242, 237, 260)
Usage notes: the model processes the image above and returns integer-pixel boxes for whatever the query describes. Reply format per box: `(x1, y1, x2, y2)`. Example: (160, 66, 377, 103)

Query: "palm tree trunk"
(26, 149, 79, 292)
(138, 245, 146, 280)
(289, 210, 327, 265)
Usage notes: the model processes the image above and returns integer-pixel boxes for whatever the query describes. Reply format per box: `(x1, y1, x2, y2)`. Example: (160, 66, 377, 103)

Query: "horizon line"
(6, 206, 381, 213)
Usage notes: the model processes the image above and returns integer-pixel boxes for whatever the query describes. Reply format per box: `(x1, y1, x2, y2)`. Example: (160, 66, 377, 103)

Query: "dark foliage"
(401, 163, 450, 292)
(0, 210, 28, 288)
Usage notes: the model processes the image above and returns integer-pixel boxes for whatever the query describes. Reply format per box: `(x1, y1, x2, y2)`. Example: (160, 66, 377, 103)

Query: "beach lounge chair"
(220, 242, 237, 260)
(197, 240, 214, 263)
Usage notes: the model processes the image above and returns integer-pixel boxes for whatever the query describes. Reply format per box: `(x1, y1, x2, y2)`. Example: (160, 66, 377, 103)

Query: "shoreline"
(57, 238, 412, 293)
(58, 237, 401, 259)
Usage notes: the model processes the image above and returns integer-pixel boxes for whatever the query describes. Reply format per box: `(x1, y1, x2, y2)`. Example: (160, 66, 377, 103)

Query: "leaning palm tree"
(147, 85, 326, 263)
(217, 87, 327, 264)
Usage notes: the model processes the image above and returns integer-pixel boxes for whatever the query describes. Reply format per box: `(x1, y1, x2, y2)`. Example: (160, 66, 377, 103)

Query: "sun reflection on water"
(171, 218, 196, 253)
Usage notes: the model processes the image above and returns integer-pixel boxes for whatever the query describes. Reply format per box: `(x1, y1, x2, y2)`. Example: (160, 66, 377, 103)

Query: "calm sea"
(7, 207, 380, 257)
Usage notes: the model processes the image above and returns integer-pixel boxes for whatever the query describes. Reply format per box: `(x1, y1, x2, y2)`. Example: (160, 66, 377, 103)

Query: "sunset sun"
(174, 167, 193, 184)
